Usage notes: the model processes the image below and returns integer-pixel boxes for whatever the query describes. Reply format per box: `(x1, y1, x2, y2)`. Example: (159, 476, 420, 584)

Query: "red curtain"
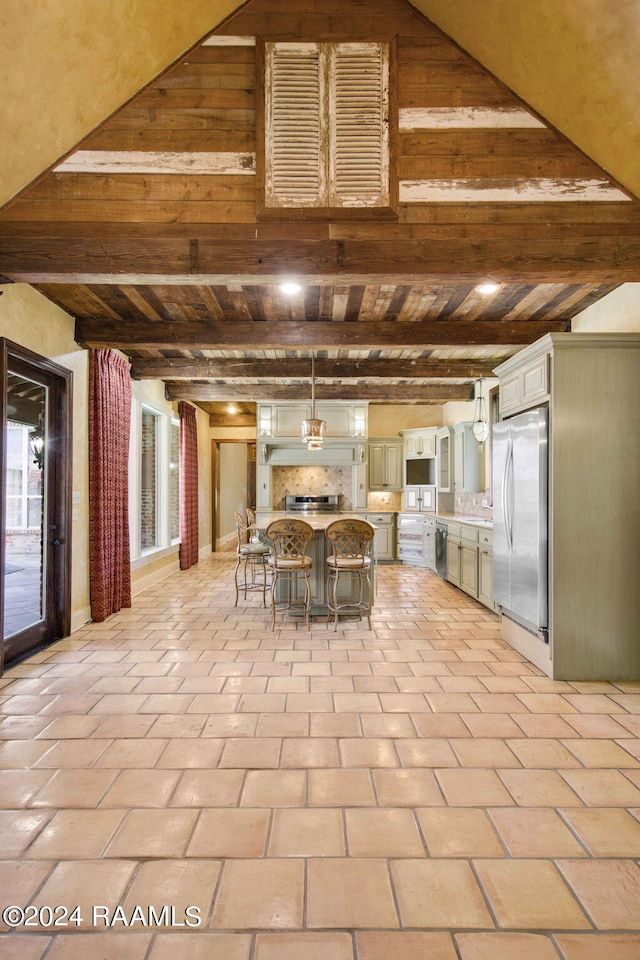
(88, 349, 132, 621)
(179, 400, 199, 570)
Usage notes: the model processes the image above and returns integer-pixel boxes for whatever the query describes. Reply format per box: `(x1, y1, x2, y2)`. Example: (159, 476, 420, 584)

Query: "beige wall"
(369, 404, 441, 436)
(1, 283, 212, 628)
(0, 284, 91, 629)
(414, 0, 640, 198)
(572, 283, 640, 332)
(217, 443, 248, 545)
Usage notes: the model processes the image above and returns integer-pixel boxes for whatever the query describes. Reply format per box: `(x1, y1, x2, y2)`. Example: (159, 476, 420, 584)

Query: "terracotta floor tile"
(280, 737, 338, 768)
(24, 809, 124, 859)
(411, 714, 471, 738)
(451, 738, 521, 768)
(562, 738, 639, 767)
(286, 694, 334, 713)
(146, 714, 207, 738)
(94, 737, 168, 768)
(554, 934, 640, 960)
(564, 714, 634, 738)
(356, 931, 458, 960)
(201, 713, 258, 738)
(211, 859, 304, 929)
(310, 713, 360, 737)
(506, 738, 582, 768)
(308, 768, 376, 806)
(32, 860, 136, 920)
(99, 768, 180, 807)
(488, 807, 586, 857)
(37, 715, 103, 739)
(0, 769, 53, 808)
(396, 737, 459, 767)
(459, 713, 524, 738)
(31, 768, 116, 808)
(219, 737, 281, 769)
(241, 769, 306, 807)
(307, 858, 398, 928)
(0, 933, 51, 959)
(44, 934, 152, 959)
(471, 694, 530, 713)
(269, 808, 345, 856)
(255, 932, 353, 960)
(334, 693, 382, 713)
(417, 808, 505, 857)
(436, 769, 515, 806)
(559, 769, 640, 805)
(257, 713, 309, 737)
(373, 768, 445, 806)
(170, 769, 245, 807)
(391, 860, 493, 928)
(360, 714, 415, 738)
(31, 740, 107, 768)
(475, 859, 590, 929)
(105, 809, 198, 858)
(90, 715, 156, 738)
(426, 693, 479, 713)
(0, 810, 51, 857)
(149, 933, 252, 960)
(187, 808, 269, 857)
(339, 738, 398, 767)
(560, 807, 640, 856)
(497, 769, 584, 806)
(346, 808, 424, 857)
(156, 738, 224, 768)
(512, 714, 578, 738)
(557, 860, 640, 929)
(455, 933, 561, 960)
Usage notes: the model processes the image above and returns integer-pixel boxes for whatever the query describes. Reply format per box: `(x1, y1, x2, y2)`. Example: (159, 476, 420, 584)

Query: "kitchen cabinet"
(444, 520, 495, 610)
(397, 513, 427, 567)
(404, 484, 436, 513)
(258, 402, 368, 438)
(366, 512, 395, 561)
(402, 428, 437, 459)
(446, 523, 461, 586)
(367, 440, 402, 491)
(453, 422, 484, 493)
(494, 332, 640, 680)
(423, 516, 436, 571)
(459, 525, 479, 598)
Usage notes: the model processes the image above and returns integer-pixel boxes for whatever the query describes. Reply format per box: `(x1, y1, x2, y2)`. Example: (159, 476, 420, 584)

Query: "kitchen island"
(254, 513, 378, 618)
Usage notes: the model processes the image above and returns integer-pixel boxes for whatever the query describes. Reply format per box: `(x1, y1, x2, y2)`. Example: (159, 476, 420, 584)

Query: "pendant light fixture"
(301, 353, 326, 449)
(472, 378, 490, 444)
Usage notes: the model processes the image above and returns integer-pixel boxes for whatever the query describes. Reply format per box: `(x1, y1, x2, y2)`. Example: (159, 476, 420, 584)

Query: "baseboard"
(216, 532, 236, 550)
(70, 606, 92, 634)
(199, 544, 212, 560)
(132, 557, 180, 597)
(501, 614, 553, 677)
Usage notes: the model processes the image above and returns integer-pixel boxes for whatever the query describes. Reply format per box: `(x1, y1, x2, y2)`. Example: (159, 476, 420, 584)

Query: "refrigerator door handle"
(506, 439, 515, 552)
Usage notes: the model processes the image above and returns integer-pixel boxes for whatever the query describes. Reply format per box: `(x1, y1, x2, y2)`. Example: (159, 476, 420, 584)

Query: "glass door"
(1, 341, 72, 670)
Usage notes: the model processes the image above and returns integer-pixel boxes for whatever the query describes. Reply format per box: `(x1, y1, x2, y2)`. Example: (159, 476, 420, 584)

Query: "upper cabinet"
(368, 439, 403, 491)
(258, 403, 368, 439)
(499, 350, 549, 418)
(402, 428, 437, 460)
(437, 427, 452, 492)
(453, 422, 485, 493)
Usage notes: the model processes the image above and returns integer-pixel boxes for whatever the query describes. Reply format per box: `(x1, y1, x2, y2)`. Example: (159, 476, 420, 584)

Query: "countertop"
(254, 513, 379, 531)
(436, 513, 493, 528)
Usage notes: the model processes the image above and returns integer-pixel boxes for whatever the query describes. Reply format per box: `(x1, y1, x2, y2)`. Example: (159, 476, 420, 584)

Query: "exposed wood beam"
(76, 318, 568, 350)
(130, 357, 502, 380)
(3, 235, 640, 282)
(208, 414, 256, 427)
(166, 383, 473, 402)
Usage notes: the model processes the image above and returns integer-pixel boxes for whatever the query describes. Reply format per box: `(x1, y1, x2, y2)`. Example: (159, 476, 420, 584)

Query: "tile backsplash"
(454, 491, 493, 519)
(272, 466, 353, 511)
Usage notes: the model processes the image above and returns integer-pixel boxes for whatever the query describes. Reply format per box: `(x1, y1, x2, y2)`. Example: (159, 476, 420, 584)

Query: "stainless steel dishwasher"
(435, 522, 448, 578)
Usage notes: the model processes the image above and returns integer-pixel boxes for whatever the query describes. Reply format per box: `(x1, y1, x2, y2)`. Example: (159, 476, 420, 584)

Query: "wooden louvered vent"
(265, 41, 389, 208)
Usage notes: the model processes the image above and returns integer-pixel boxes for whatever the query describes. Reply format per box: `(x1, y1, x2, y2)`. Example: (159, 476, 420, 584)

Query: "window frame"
(257, 36, 398, 221)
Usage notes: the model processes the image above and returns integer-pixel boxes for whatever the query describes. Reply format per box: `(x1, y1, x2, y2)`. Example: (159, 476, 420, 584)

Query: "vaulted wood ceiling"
(1, 0, 639, 425)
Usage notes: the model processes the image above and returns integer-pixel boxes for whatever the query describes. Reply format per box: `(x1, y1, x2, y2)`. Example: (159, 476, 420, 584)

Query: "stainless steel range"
(285, 495, 339, 514)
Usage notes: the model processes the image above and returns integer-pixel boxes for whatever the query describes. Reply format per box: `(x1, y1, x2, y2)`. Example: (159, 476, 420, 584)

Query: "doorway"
(1, 340, 72, 671)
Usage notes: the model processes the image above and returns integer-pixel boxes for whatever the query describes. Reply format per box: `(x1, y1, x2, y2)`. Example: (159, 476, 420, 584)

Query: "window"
(264, 41, 390, 209)
(129, 398, 180, 562)
(5, 424, 43, 530)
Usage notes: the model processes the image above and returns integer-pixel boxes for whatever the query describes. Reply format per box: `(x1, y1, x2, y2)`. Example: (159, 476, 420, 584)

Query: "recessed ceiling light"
(279, 282, 302, 296)
(475, 282, 500, 295)
(226, 403, 238, 414)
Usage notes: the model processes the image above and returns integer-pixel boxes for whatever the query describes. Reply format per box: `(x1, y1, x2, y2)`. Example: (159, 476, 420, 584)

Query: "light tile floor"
(1, 555, 640, 958)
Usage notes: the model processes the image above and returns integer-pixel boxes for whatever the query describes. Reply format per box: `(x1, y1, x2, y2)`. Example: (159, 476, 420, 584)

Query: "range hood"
(259, 439, 366, 467)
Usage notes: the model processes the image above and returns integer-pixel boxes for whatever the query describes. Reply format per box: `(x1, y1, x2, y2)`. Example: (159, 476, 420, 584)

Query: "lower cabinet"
(366, 513, 395, 561)
(445, 522, 495, 611)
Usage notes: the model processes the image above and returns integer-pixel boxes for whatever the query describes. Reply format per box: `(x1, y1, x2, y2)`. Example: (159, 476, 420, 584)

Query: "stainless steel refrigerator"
(492, 407, 548, 639)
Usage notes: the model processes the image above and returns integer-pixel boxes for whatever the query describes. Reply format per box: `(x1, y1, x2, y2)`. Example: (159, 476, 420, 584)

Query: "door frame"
(1, 339, 73, 672)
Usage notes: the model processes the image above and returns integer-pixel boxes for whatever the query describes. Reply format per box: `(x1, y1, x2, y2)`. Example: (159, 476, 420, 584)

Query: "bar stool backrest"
(235, 511, 250, 547)
(246, 506, 256, 527)
(265, 518, 314, 561)
(325, 518, 374, 560)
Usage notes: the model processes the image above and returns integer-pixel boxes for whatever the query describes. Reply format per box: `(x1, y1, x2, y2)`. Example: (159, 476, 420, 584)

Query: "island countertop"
(254, 513, 378, 531)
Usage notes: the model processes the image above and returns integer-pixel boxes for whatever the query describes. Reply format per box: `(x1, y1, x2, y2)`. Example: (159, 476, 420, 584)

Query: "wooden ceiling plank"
(76, 318, 568, 350)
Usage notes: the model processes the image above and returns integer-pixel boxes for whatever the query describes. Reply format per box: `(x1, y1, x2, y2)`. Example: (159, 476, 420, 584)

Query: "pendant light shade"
(301, 354, 327, 449)
(472, 378, 490, 444)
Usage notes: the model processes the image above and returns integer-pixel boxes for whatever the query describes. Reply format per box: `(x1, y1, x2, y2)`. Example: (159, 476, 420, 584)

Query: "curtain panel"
(88, 349, 132, 621)
(179, 400, 199, 570)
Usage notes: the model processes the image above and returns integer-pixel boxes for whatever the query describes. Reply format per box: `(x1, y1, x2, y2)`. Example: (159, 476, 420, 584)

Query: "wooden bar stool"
(234, 511, 270, 607)
(325, 518, 374, 630)
(264, 518, 314, 631)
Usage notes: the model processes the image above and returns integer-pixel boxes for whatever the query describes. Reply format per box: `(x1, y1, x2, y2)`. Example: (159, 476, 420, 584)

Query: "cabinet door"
(385, 443, 403, 490)
(423, 529, 436, 570)
(420, 486, 436, 512)
(447, 540, 461, 586)
(273, 404, 310, 436)
(404, 487, 420, 511)
(373, 525, 393, 560)
(368, 443, 387, 489)
(454, 429, 465, 491)
(421, 434, 437, 457)
(460, 544, 479, 597)
(437, 430, 451, 492)
(478, 549, 494, 609)
(315, 403, 351, 437)
(405, 436, 422, 458)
